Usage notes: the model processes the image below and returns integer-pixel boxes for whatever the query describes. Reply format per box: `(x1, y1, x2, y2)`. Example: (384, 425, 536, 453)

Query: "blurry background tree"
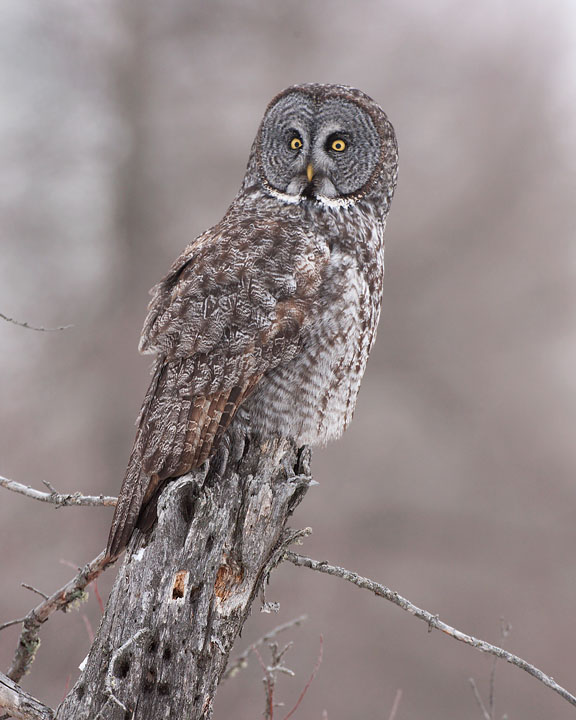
(1, 1, 575, 718)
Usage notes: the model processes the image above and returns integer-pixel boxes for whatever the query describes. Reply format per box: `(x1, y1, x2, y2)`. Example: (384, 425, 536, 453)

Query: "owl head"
(243, 83, 398, 213)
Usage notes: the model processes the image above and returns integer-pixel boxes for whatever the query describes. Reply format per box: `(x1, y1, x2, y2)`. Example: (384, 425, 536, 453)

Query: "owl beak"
(306, 163, 315, 183)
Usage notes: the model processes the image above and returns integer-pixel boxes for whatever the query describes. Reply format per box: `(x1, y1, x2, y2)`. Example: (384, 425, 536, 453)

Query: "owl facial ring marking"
(255, 84, 390, 208)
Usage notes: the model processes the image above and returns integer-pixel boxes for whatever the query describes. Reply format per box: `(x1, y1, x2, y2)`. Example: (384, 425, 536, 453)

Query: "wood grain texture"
(0, 672, 54, 720)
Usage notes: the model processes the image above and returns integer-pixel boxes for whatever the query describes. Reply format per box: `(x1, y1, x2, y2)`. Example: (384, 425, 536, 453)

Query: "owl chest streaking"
(107, 83, 398, 559)
(242, 196, 386, 446)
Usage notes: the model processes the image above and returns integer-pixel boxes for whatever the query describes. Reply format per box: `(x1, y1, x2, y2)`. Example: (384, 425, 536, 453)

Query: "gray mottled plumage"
(106, 83, 398, 559)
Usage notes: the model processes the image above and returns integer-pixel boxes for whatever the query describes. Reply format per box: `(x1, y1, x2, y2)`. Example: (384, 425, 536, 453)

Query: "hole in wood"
(205, 534, 215, 552)
(76, 684, 85, 700)
(171, 570, 189, 600)
(158, 682, 170, 696)
(115, 658, 131, 679)
(189, 583, 202, 606)
(147, 639, 158, 654)
(163, 646, 172, 662)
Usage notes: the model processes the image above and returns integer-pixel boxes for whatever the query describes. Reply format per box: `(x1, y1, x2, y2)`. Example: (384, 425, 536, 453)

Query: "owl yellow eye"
(331, 138, 346, 152)
(290, 137, 303, 150)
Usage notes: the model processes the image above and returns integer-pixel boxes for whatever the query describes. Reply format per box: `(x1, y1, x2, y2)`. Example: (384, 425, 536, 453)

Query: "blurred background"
(1, 0, 575, 717)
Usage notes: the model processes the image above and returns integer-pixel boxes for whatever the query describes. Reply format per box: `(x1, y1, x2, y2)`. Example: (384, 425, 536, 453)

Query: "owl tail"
(105, 447, 147, 561)
(105, 361, 166, 561)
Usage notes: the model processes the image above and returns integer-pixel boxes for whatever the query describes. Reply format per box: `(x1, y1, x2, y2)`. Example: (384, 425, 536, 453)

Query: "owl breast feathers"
(106, 83, 398, 559)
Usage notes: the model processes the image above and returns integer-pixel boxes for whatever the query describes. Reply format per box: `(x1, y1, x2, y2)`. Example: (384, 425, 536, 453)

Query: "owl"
(106, 83, 398, 559)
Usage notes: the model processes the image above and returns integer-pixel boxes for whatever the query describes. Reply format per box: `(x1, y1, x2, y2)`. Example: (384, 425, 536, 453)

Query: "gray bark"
(56, 437, 310, 720)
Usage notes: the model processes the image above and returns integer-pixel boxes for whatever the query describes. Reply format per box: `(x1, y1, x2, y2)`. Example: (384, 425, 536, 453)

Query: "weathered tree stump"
(56, 437, 310, 719)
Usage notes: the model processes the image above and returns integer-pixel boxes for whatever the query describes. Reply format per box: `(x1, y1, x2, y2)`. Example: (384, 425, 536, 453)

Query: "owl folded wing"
(106, 228, 325, 558)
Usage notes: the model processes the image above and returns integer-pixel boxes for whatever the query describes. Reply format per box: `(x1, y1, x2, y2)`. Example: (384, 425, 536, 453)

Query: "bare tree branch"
(0, 475, 117, 507)
(6, 551, 109, 683)
(252, 634, 322, 720)
(222, 615, 308, 682)
(284, 551, 576, 710)
(0, 671, 53, 720)
(254, 644, 289, 720)
(0, 311, 72, 333)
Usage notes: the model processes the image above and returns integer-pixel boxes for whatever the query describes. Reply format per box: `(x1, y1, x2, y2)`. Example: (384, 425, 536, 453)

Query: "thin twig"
(0, 617, 27, 632)
(6, 551, 110, 683)
(0, 475, 117, 507)
(61, 674, 72, 704)
(81, 614, 95, 644)
(222, 615, 308, 682)
(491, 619, 511, 717)
(470, 617, 512, 719)
(488, 657, 497, 719)
(0, 311, 72, 333)
(284, 551, 576, 710)
(21, 584, 49, 601)
(92, 580, 105, 614)
(469, 678, 492, 720)
(281, 636, 323, 720)
(253, 647, 276, 720)
(387, 689, 403, 720)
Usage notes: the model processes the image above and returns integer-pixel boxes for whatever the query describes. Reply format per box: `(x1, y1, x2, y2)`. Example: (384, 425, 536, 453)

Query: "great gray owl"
(106, 83, 398, 559)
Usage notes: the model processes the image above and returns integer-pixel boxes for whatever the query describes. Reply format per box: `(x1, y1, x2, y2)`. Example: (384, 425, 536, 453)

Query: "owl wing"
(106, 221, 326, 559)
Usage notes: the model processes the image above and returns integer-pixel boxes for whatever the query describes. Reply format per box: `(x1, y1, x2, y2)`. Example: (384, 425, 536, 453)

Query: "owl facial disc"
(257, 85, 389, 204)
